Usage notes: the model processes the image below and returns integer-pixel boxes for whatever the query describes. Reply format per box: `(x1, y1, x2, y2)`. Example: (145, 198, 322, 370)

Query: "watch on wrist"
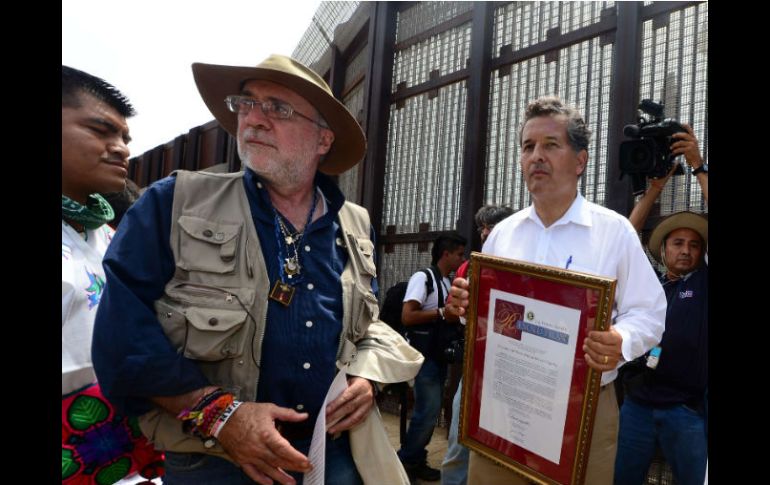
(692, 163, 708, 175)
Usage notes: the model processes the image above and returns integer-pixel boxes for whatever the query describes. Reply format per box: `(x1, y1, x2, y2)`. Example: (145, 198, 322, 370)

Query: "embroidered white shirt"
(62, 222, 114, 395)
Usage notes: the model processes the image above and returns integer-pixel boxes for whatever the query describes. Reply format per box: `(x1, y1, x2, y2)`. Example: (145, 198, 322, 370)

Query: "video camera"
(619, 99, 686, 195)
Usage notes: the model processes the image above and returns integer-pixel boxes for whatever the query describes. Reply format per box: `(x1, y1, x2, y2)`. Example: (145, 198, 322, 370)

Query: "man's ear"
(576, 149, 588, 176)
(317, 128, 335, 156)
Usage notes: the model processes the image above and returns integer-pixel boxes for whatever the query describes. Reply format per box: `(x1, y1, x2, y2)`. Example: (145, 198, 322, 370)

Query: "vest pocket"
(350, 285, 379, 341)
(183, 306, 249, 361)
(156, 299, 249, 361)
(177, 215, 242, 274)
(350, 236, 377, 277)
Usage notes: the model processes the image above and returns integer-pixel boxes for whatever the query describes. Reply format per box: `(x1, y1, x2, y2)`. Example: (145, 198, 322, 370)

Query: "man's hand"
(671, 123, 704, 169)
(582, 326, 623, 372)
(216, 402, 312, 485)
(445, 277, 470, 317)
(325, 376, 375, 434)
(648, 163, 678, 191)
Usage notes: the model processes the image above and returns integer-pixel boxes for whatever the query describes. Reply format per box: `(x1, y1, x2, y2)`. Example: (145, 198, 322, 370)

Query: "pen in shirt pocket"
(565, 255, 573, 269)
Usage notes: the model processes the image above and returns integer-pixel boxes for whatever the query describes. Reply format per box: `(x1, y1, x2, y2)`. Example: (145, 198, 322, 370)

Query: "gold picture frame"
(459, 252, 617, 485)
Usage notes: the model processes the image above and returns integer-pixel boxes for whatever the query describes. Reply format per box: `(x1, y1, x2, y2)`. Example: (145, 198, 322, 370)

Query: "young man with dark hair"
(397, 232, 467, 481)
(62, 66, 162, 483)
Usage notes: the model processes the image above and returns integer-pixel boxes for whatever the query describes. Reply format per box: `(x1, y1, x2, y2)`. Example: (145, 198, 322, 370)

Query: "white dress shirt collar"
(525, 192, 593, 229)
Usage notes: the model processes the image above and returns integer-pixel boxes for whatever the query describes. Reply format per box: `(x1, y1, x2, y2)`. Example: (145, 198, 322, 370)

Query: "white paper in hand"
(303, 368, 350, 485)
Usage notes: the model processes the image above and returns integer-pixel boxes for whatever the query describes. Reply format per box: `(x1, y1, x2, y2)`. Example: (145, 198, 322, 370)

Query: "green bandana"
(62, 194, 115, 230)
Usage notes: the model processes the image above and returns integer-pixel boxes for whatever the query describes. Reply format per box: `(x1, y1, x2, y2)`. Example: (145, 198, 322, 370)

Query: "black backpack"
(379, 269, 434, 335)
(378, 268, 435, 447)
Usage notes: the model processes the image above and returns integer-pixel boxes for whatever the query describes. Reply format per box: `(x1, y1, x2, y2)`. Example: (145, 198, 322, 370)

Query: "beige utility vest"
(138, 171, 421, 485)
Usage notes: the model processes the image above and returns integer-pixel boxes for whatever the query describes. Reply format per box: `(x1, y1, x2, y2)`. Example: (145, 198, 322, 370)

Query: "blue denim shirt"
(93, 168, 375, 427)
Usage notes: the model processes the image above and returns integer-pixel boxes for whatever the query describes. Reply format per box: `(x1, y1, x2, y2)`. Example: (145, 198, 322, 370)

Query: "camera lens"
(630, 145, 651, 166)
(619, 139, 656, 173)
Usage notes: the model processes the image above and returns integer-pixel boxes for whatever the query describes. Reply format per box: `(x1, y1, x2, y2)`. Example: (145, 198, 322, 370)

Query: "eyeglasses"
(224, 95, 327, 128)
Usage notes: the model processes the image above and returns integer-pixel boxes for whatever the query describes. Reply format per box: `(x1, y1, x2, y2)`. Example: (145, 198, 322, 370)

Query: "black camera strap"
(427, 265, 446, 310)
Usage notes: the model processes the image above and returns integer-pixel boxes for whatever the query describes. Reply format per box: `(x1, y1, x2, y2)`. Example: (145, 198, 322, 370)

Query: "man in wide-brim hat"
(92, 54, 423, 485)
(616, 121, 709, 485)
(648, 210, 708, 277)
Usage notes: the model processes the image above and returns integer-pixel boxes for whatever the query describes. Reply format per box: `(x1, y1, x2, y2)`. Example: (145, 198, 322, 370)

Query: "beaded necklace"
(268, 188, 319, 306)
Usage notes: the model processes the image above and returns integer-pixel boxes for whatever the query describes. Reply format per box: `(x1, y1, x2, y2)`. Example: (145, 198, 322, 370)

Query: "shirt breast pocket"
(177, 215, 242, 274)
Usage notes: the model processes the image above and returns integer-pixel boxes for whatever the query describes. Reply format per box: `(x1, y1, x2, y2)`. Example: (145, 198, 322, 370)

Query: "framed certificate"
(459, 252, 617, 485)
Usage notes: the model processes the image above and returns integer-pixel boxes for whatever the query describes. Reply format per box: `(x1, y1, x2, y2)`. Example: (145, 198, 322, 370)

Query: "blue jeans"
(614, 398, 707, 485)
(397, 358, 447, 466)
(163, 431, 362, 485)
(441, 378, 468, 485)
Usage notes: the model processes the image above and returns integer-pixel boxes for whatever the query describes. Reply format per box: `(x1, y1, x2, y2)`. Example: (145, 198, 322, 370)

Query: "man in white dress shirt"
(447, 96, 666, 485)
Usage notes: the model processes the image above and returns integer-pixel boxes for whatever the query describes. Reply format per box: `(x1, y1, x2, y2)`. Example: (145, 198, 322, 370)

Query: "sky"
(62, 0, 322, 157)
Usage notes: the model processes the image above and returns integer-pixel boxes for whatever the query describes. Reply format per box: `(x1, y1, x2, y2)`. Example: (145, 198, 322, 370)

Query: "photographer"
(397, 233, 466, 482)
(628, 123, 708, 229)
(616, 123, 708, 485)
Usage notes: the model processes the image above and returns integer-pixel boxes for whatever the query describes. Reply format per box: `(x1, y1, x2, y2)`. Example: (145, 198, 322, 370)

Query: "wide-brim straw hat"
(648, 211, 708, 264)
(192, 54, 366, 175)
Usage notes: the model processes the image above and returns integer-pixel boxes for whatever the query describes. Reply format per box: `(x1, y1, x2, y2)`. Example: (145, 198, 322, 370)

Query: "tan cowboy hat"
(192, 54, 366, 175)
(648, 211, 708, 264)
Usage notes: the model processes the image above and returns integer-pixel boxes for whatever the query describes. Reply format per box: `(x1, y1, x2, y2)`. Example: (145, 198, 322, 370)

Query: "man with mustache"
(62, 65, 163, 483)
(615, 125, 708, 485)
(446, 96, 666, 484)
(92, 55, 423, 485)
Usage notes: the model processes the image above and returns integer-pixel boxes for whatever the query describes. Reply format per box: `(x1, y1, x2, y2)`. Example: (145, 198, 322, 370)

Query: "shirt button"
(305, 245, 311, 252)
(202, 229, 213, 237)
(257, 181, 263, 189)
(306, 320, 313, 328)
(307, 283, 314, 290)
(336, 237, 344, 246)
(238, 360, 244, 366)
(296, 404, 304, 410)
(303, 362, 311, 370)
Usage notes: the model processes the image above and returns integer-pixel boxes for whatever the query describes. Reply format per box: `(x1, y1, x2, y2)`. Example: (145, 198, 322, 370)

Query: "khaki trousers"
(467, 383, 619, 485)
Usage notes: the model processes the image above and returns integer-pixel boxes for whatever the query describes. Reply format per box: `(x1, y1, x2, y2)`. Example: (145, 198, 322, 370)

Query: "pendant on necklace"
(269, 281, 295, 306)
(284, 257, 300, 276)
(285, 235, 295, 245)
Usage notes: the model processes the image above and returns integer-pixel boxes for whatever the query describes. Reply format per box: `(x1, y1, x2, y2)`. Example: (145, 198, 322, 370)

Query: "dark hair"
(474, 205, 514, 228)
(519, 95, 590, 153)
(101, 179, 142, 229)
(431, 232, 467, 265)
(62, 65, 136, 117)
